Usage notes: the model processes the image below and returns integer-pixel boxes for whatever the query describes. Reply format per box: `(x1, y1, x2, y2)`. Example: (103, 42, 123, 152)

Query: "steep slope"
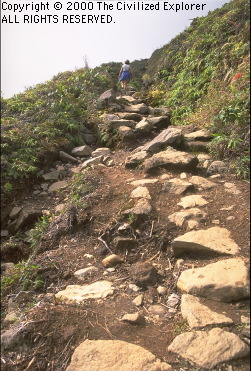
(144, 0, 250, 176)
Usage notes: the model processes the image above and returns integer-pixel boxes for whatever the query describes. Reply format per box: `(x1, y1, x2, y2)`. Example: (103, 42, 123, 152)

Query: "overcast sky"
(1, 0, 231, 98)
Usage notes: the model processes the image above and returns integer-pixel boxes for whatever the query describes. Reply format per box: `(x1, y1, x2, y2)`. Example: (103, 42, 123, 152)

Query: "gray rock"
(59, 151, 78, 164)
(117, 112, 142, 122)
(168, 328, 249, 369)
(123, 198, 152, 216)
(172, 227, 239, 257)
(124, 103, 149, 115)
(148, 305, 167, 317)
(177, 258, 250, 302)
(81, 155, 104, 169)
(71, 145, 92, 157)
(74, 266, 99, 280)
(97, 88, 116, 108)
(130, 186, 151, 199)
(181, 294, 234, 328)
(92, 147, 111, 157)
(121, 312, 146, 325)
(125, 151, 149, 168)
(144, 147, 199, 173)
(141, 128, 182, 153)
(148, 116, 171, 129)
(48, 180, 68, 193)
(66, 339, 172, 371)
(135, 119, 152, 133)
(162, 178, 194, 194)
(184, 129, 212, 141)
(207, 160, 229, 175)
(14, 206, 43, 232)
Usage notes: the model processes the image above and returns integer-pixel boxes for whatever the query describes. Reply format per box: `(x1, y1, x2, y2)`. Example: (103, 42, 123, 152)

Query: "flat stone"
(189, 175, 216, 190)
(66, 339, 172, 371)
(123, 198, 152, 216)
(59, 151, 78, 164)
(130, 186, 151, 199)
(135, 119, 152, 133)
(168, 208, 207, 228)
(172, 227, 239, 257)
(48, 180, 68, 193)
(81, 155, 103, 169)
(117, 112, 142, 122)
(124, 103, 149, 115)
(148, 305, 167, 317)
(71, 145, 92, 157)
(141, 128, 182, 153)
(130, 178, 159, 186)
(125, 151, 149, 168)
(178, 195, 209, 209)
(184, 130, 212, 141)
(92, 148, 111, 157)
(74, 266, 99, 280)
(168, 328, 249, 369)
(144, 147, 199, 173)
(147, 116, 170, 129)
(177, 258, 250, 302)
(121, 312, 146, 325)
(162, 178, 194, 194)
(55, 281, 114, 303)
(181, 294, 234, 328)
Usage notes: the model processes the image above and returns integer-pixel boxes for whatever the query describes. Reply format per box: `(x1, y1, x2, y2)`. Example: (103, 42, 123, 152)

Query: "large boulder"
(144, 147, 199, 174)
(66, 339, 172, 371)
(168, 328, 249, 369)
(177, 258, 250, 302)
(172, 227, 239, 257)
(141, 128, 182, 153)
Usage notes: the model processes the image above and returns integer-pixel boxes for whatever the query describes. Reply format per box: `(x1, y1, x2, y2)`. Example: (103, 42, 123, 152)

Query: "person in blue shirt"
(118, 60, 132, 90)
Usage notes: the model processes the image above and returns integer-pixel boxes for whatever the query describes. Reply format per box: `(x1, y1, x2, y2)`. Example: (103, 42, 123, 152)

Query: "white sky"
(1, 0, 231, 98)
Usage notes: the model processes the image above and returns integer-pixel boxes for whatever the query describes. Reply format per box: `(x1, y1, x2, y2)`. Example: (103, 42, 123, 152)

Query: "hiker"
(118, 60, 132, 90)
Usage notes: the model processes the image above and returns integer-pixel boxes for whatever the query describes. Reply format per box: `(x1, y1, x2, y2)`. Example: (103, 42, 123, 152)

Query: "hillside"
(1, 1, 250, 370)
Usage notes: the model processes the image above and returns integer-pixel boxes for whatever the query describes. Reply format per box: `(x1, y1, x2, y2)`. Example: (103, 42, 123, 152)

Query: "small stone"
(157, 286, 167, 296)
(130, 262, 158, 288)
(102, 254, 124, 268)
(121, 312, 146, 325)
(166, 293, 180, 308)
(180, 172, 187, 179)
(128, 284, 141, 292)
(74, 266, 98, 280)
(148, 305, 166, 317)
(133, 294, 144, 306)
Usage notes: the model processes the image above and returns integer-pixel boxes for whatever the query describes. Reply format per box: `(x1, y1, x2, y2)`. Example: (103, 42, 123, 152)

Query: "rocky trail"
(1, 88, 250, 371)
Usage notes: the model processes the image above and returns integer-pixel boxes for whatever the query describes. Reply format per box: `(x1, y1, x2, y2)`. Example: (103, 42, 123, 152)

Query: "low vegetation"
(1, 0, 249, 223)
